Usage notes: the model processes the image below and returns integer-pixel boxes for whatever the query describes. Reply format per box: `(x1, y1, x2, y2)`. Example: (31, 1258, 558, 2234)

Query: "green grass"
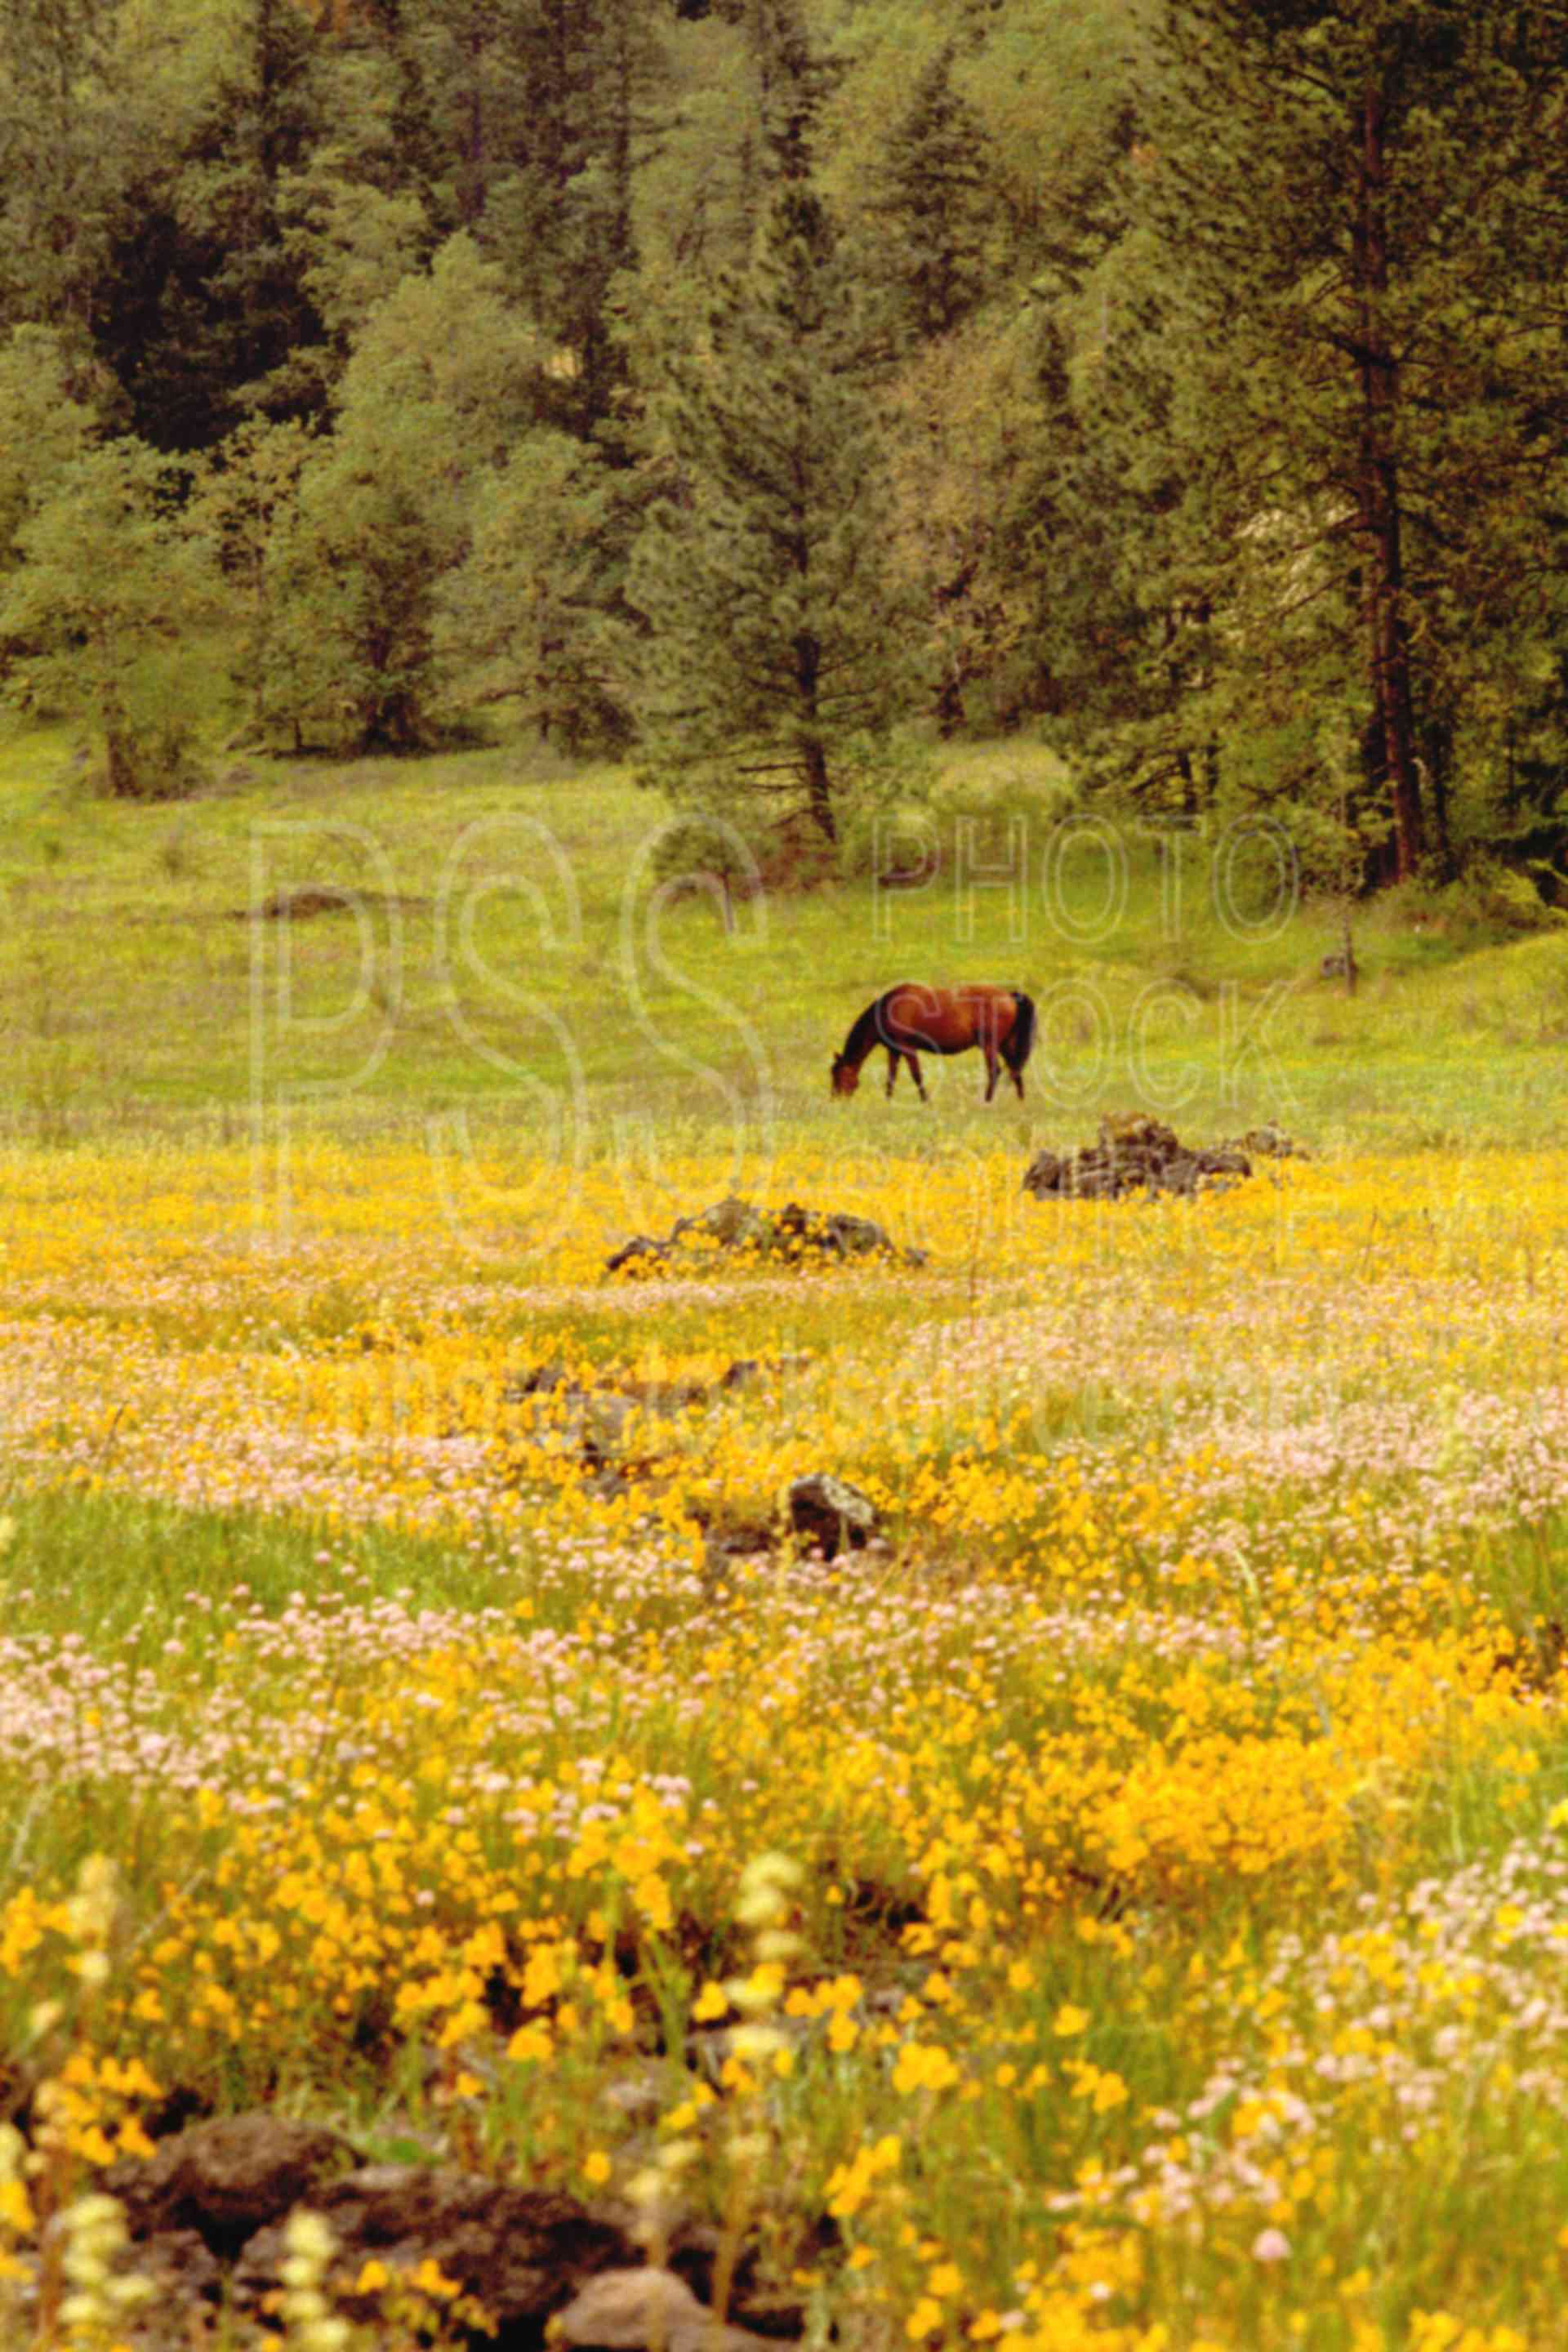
(4, 710, 1568, 1153)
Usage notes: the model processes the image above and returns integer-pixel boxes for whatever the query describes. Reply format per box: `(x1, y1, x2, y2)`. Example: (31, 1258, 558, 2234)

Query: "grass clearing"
(3, 712, 1568, 1153)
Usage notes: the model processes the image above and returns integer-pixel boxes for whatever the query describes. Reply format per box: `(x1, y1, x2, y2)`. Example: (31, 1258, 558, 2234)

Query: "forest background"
(2, 0, 1567, 910)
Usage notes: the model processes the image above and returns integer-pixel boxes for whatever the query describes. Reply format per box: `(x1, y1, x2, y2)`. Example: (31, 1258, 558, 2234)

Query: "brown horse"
(831, 984, 1037, 1103)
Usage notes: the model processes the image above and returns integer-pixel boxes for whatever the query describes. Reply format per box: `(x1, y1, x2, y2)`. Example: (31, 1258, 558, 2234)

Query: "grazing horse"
(831, 984, 1037, 1103)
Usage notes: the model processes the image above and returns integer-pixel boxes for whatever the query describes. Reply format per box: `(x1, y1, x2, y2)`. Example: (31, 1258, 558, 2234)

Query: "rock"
(703, 1517, 778, 1567)
(552, 2267, 791, 2352)
(233, 2167, 635, 2339)
(679, 1196, 771, 1250)
(786, 1473, 878, 1560)
(505, 1379, 639, 1468)
(1020, 1151, 1063, 1199)
(121, 2226, 226, 2321)
(1192, 1147, 1253, 1179)
(571, 1394, 638, 1466)
(772, 1203, 912, 1261)
(722, 1353, 813, 1390)
(1232, 1124, 1307, 1159)
(100, 2129, 809, 2351)
(605, 1200, 923, 1278)
(1023, 1116, 1270, 1203)
(602, 1234, 668, 1276)
(105, 2113, 349, 2257)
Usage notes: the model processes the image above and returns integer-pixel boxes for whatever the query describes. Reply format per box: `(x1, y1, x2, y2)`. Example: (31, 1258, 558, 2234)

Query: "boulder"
(552, 2267, 791, 2352)
(1233, 1124, 1307, 1159)
(233, 2168, 634, 2342)
(104, 2113, 349, 2258)
(786, 1473, 878, 1560)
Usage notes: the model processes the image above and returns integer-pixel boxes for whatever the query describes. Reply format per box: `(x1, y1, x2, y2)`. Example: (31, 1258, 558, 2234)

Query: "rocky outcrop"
(98, 2116, 802, 2351)
(605, 1198, 924, 1277)
(1022, 1116, 1300, 1202)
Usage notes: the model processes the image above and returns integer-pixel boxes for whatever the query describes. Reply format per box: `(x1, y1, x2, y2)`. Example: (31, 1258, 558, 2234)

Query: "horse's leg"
(983, 1046, 999, 1102)
(909, 1053, 927, 1102)
(886, 1048, 898, 1098)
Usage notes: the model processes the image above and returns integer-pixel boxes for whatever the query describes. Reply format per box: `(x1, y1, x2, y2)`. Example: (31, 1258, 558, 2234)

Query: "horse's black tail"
(1008, 991, 1037, 1073)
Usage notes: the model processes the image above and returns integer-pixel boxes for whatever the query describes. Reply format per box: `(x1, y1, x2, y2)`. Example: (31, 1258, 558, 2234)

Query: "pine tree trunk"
(464, 57, 484, 228)
(804, 738, 836, 841)
(1354, 78, 1423, 884)
(105, 724, 136, 798)
(1423, 717, 1454, 879)
(793, 618, 836, 840)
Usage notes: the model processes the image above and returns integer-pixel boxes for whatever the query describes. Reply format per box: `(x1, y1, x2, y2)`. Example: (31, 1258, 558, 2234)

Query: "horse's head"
(831, 1056, 859, 1098)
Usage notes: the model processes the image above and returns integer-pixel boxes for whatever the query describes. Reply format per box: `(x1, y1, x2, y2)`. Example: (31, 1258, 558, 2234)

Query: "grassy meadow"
(5, 717, 1568, 2348)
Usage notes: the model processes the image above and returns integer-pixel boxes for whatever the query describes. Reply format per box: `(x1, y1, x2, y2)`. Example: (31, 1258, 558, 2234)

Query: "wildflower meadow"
(3, 751, 1568, 2350)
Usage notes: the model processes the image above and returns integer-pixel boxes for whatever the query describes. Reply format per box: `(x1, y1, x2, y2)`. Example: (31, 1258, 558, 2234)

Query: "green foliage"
(870, 39, 996, 344)
(632, 29, 920, 845)
(1040, 0, 1568, 894)
(0, 0, 1561, 902)
(0, 326, 105, 567)
(279, 172, 432, 379)
(101, 0, 328, 448)
(0, 0, 125, 329)
(189, 414, 316, 736)
(258, 234, 539, 752)
(435, 429, 632, 751)
(0, 439, 217, 796)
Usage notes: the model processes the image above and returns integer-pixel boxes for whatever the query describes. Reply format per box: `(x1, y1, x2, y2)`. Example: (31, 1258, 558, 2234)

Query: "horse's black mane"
(838, 988, 900, 1067)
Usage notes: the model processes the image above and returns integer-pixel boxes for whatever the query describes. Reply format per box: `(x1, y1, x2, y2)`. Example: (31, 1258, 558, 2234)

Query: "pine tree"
(1091, 0, 1568, 884)
(394, 0, 671, 438)
(630, 25, 914, 845)
(875, 41, 995, 345)
(93, 0, 328, 448)
(0, 0, 127, 333)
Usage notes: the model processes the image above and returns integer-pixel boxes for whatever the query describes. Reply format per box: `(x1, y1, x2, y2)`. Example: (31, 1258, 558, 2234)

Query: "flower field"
(3, 1138, 1568, 2349)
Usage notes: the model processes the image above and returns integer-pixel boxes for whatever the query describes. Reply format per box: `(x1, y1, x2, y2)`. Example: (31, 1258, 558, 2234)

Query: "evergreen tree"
(874, 40, 995, 345)
(1085, 0, 1568, 884)
(884, 306, 1076, 737)
(0, 0, 124, 334)
(392, 0, 671, 439)
(630, 26, 915, 844)
(396, 0, 534, 235)
(92, 0, 329, 448)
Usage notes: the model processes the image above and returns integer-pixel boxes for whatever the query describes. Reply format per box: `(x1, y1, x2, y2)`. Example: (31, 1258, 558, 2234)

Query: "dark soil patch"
(238, 888, 431, 921)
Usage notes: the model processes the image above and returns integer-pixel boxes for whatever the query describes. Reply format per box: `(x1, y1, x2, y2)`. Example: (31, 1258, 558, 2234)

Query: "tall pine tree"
(873, 40, 995, 346)
(630, 13, 913, 846)
(1082, 0, 1568, 883)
